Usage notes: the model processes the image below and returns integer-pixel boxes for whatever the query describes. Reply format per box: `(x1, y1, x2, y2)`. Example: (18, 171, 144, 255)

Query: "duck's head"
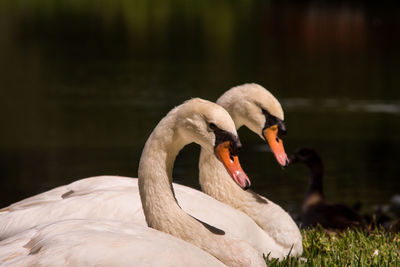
(176, 98, 251, 190)
(289, 147, 321, 167)
(217, 83, 289, 167)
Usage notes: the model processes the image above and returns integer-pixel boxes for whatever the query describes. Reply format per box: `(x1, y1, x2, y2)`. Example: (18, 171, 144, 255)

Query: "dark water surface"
(0, 1, 399, 216)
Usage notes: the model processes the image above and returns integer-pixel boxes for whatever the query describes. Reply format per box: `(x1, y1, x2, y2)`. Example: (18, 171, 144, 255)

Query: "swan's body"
(0, 99, 265, 266)
(0, 84, 302, 259)
(0, 220, 225, 267)
(1, 176, 284, 258)
(289, 147, 362, 230)
(200, 84, 303, 255)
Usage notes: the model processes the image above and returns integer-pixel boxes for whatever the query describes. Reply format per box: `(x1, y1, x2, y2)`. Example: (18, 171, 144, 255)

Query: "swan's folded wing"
(0, 176, 145, 240)
(0, 176, 137, 212)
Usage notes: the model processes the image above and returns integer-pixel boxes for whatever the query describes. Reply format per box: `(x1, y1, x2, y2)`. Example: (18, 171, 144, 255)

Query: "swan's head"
(176, 98, 251, 189)
(217, 83, 289, 167)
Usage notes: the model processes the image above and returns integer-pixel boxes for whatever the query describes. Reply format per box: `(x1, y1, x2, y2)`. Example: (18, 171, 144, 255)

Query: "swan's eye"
(208, 123, 217, 130)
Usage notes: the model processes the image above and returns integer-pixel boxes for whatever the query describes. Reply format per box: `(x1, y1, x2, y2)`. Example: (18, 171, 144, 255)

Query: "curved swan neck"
(138, 111, 186, 229)
(138, 109, 264, 266)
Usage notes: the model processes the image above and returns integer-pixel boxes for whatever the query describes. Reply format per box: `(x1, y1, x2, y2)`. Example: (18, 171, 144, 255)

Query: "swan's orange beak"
(263, 125, 289, 167)
(215, 141, 250, 190)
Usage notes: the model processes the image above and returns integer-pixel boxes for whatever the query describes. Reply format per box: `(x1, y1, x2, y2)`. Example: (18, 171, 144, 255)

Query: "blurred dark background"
(0, 0, 399, 216)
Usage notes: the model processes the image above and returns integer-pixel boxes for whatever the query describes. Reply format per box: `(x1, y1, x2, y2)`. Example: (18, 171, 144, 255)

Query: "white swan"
(200, 83, 302, 255)
(0, 98, 264, 266)
(0, 85, 301, 258)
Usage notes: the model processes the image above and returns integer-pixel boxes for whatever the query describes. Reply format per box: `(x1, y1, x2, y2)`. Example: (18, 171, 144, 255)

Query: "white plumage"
(0, 176, 283, 259)
(0, 219, 225, 267)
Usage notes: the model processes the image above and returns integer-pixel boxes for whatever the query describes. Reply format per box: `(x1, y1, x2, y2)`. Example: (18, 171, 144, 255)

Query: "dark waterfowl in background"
(289, 147, 363, 230)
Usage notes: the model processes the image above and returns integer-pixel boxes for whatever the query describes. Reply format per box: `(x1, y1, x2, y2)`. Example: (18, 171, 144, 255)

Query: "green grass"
(265, 227, 400, 266)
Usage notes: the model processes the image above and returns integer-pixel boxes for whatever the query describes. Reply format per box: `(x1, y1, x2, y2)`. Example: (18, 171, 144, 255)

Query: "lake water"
(0, 1, 399, 217)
